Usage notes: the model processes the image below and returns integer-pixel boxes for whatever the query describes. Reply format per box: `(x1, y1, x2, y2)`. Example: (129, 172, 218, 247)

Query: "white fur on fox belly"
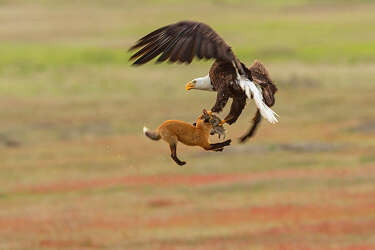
(238, 75, 279, 124)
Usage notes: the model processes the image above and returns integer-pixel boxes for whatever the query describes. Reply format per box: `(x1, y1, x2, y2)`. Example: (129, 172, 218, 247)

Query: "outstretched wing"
(128, 21, 236, 65)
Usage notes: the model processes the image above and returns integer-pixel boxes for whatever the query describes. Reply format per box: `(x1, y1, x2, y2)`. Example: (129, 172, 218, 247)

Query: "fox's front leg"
(203, 139, 232, 151)
(169, 143, 186, 166)
(210, 139, 232, 150)
(212, 148, 224, 152)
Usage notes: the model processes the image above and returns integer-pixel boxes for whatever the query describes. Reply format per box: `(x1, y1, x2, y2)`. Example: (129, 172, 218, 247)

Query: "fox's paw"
(224, 139, 232, 146)
(213, 148, 224, 152)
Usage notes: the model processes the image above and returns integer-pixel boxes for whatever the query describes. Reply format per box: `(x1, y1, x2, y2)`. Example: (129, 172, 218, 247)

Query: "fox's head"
(196, 109, 226, 137)
(196, 109, 213, 128)
(201, 109, 212, 123)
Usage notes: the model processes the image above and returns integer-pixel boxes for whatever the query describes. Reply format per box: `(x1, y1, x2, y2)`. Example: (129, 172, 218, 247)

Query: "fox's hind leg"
(159, 129, 186, 166)
(169, 143, 186, 166)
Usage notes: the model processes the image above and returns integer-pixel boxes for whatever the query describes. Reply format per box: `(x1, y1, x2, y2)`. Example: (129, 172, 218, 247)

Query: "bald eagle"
(129, 21, 278, 142)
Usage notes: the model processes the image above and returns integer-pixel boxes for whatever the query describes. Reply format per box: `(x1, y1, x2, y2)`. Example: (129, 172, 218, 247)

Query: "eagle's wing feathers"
(129, 21, 235, 65)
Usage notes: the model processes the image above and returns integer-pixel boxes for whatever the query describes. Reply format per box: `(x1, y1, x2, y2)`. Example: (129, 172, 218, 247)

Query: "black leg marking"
(169, 143, 186, 166)
(209, 139, 231, 150)
(212, 148, 224, 152)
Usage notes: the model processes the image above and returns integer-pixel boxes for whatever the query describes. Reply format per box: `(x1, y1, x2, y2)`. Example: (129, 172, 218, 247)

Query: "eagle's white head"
(185, 75, 214, 92)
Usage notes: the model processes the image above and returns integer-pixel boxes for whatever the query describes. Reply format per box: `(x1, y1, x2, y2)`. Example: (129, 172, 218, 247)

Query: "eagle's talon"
(218, 120, 226, 126)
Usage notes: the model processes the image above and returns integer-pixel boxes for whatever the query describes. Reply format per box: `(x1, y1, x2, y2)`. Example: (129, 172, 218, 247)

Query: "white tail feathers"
(238, 76, 279, 124)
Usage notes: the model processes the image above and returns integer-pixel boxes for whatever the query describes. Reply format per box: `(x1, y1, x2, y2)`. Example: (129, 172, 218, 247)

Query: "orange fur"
(144, 109, 231, 166)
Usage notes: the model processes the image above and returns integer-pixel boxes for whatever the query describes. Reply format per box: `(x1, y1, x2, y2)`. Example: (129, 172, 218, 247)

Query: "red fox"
(143, 109, 231, 166)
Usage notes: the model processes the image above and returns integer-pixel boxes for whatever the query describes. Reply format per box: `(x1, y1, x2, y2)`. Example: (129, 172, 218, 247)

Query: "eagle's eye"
(192, 80, 196, 83)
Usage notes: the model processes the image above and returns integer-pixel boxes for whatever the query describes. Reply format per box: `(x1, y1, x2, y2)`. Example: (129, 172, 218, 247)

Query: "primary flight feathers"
(128, 21, 235, 65)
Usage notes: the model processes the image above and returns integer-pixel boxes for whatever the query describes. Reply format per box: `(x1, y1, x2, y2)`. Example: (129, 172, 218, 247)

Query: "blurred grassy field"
(1, 0, 375, 249)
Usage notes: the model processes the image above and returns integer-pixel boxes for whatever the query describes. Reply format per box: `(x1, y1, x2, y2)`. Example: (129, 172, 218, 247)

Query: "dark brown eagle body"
(128, 21, 277, 142)
(209, 60, 248, 125)
(207, 59, 277, 141)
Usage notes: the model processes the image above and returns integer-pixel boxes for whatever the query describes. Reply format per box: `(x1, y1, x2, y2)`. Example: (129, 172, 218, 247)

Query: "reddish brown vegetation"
(15, 165, 375, 194)
(40, 239, 100, 248)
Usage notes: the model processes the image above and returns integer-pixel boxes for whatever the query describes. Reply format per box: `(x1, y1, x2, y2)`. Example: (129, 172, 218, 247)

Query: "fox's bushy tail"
(143, 127, 161, 141)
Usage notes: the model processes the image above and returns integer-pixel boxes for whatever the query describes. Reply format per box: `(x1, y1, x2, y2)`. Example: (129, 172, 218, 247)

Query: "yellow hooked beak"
(185, 82, 195, 91)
